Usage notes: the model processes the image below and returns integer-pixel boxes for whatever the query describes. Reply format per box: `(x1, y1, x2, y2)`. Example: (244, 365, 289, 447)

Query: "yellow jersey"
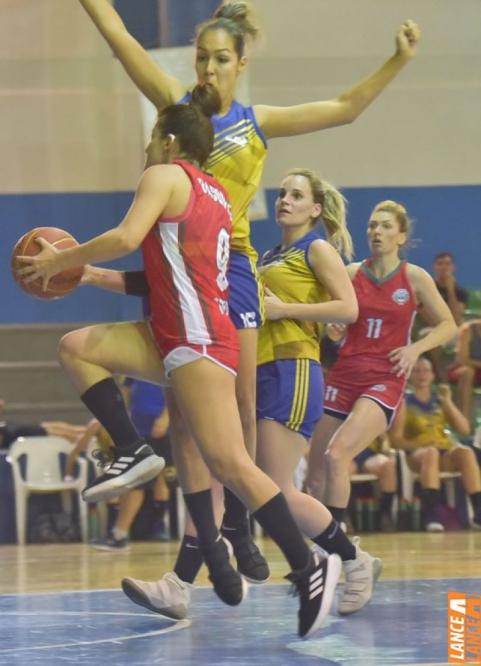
(257, 231, 330, 365)
(203, 100, 267, 259)
(404, 394, 453, 450)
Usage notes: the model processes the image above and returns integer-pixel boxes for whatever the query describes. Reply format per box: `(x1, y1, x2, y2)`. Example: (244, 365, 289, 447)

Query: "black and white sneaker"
(82, 442, 165, 503)
(286, 549, 342, 638)
(202, 536, 248, 606)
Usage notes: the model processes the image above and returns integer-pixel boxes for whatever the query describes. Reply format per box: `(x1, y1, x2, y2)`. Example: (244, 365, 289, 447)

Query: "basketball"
(11, 227, 84, 300)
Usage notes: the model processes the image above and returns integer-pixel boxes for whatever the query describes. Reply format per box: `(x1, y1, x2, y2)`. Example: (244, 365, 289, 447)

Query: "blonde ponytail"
(287, 169, 354, 260)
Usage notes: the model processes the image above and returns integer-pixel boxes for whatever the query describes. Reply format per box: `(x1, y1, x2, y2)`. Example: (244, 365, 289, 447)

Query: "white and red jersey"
(141, 160, 239, 371)
(337, 260, 417, 373)
(324, 260, 417, 419)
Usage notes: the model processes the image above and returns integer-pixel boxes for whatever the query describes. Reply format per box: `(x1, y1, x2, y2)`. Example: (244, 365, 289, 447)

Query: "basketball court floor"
(1, 532, 480, 665)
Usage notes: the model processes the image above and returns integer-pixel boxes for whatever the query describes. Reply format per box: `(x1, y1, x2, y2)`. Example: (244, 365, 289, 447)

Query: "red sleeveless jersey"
(337, 260, 416, 373)
(141, 160, 238, 361)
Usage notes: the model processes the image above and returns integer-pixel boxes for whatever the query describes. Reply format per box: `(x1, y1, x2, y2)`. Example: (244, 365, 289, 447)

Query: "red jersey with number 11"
(141, 160, 238, 364)
(337, 260, 417, 373)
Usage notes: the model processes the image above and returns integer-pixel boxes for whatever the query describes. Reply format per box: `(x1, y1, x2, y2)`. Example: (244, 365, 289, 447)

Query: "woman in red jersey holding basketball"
(305, 201, 457, 566)
(17, 88, 341, 639)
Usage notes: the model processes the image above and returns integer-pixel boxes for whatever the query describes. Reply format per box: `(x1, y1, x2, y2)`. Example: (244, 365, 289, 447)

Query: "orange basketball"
(11, 227, 84, 300)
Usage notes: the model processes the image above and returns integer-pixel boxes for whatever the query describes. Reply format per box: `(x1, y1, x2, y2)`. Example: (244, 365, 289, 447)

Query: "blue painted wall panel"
(2, 184, 479, 324)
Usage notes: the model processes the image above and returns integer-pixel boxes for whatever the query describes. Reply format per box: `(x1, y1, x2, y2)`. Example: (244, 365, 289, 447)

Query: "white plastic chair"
(8, 436, 89, 545)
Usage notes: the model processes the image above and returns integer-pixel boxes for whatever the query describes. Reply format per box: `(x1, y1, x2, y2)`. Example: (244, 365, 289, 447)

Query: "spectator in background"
(390, 356, 481, 532)
(448, 319, 481, 422)
(92, 379, 173, 550)
(0, 398, 92, 449)
(350, 435, 397, 532)
(433, 252, 468, 326)
(418, 252, 467, 381)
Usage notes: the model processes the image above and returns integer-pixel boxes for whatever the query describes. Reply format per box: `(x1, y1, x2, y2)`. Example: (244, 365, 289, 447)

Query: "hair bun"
(190, 83, 222, 118)
(212, 2, 258, 40)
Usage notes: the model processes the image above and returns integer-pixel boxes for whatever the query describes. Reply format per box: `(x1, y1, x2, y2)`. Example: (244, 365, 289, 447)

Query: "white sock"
(112, 527, 128, 541)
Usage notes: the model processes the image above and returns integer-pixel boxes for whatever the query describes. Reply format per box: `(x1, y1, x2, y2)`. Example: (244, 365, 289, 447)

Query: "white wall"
(250, 0, 481, 188)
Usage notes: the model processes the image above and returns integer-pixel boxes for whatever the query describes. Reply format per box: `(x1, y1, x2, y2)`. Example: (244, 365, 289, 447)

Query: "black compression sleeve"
(124, 271, 150, 296)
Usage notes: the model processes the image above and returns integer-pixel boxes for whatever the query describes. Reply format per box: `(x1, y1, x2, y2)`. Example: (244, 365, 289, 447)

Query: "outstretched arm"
(81, 266, 150, 296)
(255, 20, 421, 139)
(79, 0, 185, 108)
(16, 165, 176, 290)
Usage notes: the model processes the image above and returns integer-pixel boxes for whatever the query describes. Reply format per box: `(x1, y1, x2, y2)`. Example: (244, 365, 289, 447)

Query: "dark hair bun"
(213, 2, 258, 40)
(190, 83, 222, 118)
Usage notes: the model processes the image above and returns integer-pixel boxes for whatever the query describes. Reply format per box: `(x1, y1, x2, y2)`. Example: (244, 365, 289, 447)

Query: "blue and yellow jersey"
(257, 231, 330, 365)
(181, 95, 267, 259)
(404, 394, 452, 450)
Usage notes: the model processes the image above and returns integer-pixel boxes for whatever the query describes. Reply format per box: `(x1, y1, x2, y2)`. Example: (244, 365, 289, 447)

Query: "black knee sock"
(380, 492, 395, 517)
(222, 488, 250, 540)
(326, 505, 346, 523)
(312, 519, 356, 562)
(253, 493, 310, 572)
(80, 378, 142, 449)
(174, 535, 204, 583)
(183, 489, 219, 548)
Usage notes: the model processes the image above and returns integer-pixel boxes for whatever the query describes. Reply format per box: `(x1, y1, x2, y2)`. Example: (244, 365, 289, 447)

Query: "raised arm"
(255, 20, 420, 139)
(436, 384, 471, 437)
(79, 0, 185, 108)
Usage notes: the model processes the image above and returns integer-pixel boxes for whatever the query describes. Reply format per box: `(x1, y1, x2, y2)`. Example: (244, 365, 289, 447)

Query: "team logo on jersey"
(226, 135, 248, 148)
(371, 384, 386, 392)
(392, 288, 410, 305)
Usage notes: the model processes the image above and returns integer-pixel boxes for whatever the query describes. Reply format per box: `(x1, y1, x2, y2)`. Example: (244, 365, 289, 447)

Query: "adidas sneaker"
(82, 441, 165, 503)
(286, 549, 342, 638)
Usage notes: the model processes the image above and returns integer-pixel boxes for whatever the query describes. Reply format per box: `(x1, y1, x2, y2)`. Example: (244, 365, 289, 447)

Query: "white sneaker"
(121, 572, 192, 620)
(338, 537, 382, 615)
(426, 521, 444, 532)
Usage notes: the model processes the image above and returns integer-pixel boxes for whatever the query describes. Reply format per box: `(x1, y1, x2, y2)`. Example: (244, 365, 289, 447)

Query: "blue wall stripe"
(2, 184, 480, 324)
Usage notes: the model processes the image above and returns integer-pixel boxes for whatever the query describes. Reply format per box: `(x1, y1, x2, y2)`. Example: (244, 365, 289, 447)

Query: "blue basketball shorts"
(256, 359, 324, 439)
(228, 251, 263, 330)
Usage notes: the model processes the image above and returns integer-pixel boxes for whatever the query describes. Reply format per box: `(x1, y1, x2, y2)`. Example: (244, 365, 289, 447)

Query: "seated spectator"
(351, 435, 397, 531)
(448, 319, 481, 422)
(417, 252, 467, 382)
(0, 399, 90, 449)
(433, 252, 468, 326)
(91, 379, 173, 550)
(390, 357, 481, 531)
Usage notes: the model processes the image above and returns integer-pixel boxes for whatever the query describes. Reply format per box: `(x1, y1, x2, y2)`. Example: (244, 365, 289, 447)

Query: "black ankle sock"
(380, 492, 395, 516)
(253, 493, 310, 572)
(174, 535, 203, 583)
(326, 505, 346, 523)
(470, 491, 481, 514)
(312, 519, 356, 562)
(81, 378, 141, 449)
(183, 489, 219, 547)
(421, 488, 441, 512)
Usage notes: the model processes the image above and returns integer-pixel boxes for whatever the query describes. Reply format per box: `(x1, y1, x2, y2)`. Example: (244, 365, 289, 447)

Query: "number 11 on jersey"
(366, 318, 383, 339)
